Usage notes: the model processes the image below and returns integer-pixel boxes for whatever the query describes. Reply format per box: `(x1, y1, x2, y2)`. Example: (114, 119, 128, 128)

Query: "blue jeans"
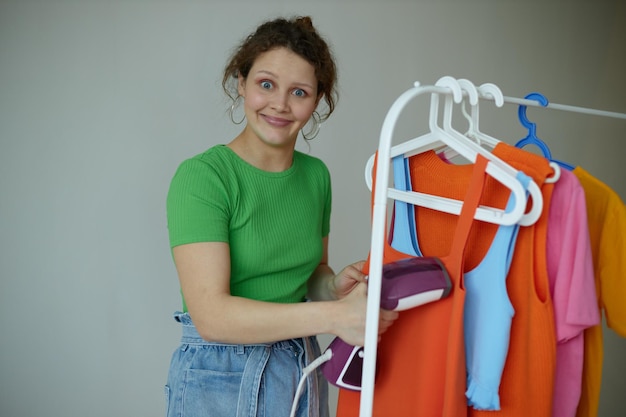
(164, 312, 329, 417)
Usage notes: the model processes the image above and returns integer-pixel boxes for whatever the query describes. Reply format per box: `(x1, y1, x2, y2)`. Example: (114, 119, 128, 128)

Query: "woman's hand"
(331, 260, 367, 299)
(333, 274, 399, 347)
(377, 308, 399, 338)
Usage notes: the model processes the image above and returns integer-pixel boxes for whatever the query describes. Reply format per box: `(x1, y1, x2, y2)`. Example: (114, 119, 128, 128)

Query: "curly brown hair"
(222, 16, 338, 121)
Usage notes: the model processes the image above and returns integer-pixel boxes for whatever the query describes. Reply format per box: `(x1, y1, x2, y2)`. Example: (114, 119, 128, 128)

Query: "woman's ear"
(237, 74, 246, 97)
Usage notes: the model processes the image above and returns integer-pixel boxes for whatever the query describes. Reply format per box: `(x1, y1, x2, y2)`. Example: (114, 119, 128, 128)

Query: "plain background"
(1, 1, 624, 416)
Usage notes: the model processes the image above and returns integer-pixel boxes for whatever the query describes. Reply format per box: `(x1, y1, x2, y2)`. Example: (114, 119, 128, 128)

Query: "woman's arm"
(173, 240, 382, 346)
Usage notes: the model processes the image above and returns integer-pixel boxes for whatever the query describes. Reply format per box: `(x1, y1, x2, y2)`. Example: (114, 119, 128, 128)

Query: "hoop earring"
(302, 111, 321, 140)
(229, 96, 245, 125)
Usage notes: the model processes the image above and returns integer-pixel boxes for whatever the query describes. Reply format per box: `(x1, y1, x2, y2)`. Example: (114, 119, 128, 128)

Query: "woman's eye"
(260, 81, 273, 90)
(293, 89, 307, 97)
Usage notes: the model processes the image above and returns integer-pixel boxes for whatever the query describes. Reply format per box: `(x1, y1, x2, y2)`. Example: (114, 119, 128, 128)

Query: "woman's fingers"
(377, 309, 399, 335)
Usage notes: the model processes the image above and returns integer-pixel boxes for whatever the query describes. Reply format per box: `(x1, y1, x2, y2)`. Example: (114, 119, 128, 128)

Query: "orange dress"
(412, 145, 558, 417)
(337, 154, 490, 417)
(406, 147, 557, 417)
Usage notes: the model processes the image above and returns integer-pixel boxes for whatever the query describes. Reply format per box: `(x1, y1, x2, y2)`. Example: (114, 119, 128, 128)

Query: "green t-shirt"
(166, 145, 332, 310)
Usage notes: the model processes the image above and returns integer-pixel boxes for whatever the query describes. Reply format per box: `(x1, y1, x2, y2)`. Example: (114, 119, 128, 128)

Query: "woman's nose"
(271, 92, 289, 112)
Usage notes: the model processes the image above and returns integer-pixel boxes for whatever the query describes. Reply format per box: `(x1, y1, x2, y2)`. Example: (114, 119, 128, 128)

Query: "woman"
(164, 16, 398, 417)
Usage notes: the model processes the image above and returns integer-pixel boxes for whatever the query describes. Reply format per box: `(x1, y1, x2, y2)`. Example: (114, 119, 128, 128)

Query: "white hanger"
(436, 78, 480, 161)
(364, 76, 529, 226)
(458, 80, 561, 186)
(437, 79, 544, 226)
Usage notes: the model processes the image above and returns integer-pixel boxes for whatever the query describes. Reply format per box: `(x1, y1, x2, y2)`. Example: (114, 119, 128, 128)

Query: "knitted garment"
(166, 145, 331, 308)
(390, 155, 530, 410)
(337, 154, 489, 417)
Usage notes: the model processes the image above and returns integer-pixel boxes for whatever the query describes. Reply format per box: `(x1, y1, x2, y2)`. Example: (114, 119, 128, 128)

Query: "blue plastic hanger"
(514, 92, 575, 171)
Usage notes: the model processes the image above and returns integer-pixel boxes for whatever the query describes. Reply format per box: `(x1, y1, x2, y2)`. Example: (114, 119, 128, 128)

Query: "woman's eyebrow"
(255, 70, 315, 90)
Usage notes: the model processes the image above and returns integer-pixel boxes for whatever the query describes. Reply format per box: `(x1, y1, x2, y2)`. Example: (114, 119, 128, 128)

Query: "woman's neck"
(227, 130, 295, 172)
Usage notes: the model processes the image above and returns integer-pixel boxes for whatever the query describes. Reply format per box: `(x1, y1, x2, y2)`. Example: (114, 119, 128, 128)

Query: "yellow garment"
(573, 167, 626, 417)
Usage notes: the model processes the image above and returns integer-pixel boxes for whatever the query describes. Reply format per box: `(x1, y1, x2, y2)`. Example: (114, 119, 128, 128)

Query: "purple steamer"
(321, 256, 451, 391)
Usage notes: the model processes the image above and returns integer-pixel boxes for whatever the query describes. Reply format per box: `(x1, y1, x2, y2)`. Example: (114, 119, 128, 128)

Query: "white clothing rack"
(502, 96, 626, 120)
(358, 80, 626, 417)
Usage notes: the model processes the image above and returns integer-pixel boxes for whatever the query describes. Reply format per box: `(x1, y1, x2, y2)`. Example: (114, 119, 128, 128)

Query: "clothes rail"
(358, 79, 624, 417)
(501, 95, 626, 120)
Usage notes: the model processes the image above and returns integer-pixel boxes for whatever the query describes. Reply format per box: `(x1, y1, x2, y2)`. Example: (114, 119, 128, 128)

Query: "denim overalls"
(165, 312, 329, 417)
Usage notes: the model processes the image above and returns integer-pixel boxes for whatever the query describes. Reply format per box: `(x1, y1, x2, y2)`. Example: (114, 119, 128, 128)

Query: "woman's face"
(238, 47, 319, 149)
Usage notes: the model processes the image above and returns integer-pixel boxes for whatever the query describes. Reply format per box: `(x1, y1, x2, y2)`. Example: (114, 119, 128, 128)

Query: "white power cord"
(289, 348, 333, 417)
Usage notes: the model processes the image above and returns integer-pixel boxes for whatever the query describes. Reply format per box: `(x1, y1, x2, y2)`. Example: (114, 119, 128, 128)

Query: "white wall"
(1, 1, 624, 416)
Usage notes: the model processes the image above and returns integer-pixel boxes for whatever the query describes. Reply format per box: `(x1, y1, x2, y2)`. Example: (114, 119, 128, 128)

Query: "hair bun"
(295, 16, 314, 30)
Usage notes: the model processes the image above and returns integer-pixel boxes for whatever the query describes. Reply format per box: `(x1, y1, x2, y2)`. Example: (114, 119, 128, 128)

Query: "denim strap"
(237, 345, 271, 417)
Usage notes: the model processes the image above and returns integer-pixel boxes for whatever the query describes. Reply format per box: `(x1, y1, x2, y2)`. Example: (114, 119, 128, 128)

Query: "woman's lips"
(262, 114, 292, 127)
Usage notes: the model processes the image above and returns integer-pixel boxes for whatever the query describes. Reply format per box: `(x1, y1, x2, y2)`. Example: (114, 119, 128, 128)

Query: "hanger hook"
(478, 83, 504, 107)
(515, 92, 552, 159)
(457, 79, 479, 139)
(436, 77, 464, 133)
(460, 100, 475, 138)
(457, 78, 479, 105)
(435, 76, 463, 103)
(518, 92, 548, 132)
(428, 76, 462, 132)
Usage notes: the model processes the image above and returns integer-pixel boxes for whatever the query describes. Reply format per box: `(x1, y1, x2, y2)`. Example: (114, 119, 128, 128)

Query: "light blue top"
(389, 156, 419, 256)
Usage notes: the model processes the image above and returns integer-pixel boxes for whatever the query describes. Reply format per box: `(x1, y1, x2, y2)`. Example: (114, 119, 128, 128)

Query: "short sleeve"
(166, 158, 231, 248)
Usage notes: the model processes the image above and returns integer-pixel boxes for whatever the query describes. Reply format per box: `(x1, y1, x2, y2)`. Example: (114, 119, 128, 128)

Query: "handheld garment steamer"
(320, 256, 452, 390)
(289, 256, 452, 417)
(291, 256, 452, 416)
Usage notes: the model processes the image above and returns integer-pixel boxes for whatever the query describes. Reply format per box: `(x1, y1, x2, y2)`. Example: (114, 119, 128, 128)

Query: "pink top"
(546, 168, 600, 417)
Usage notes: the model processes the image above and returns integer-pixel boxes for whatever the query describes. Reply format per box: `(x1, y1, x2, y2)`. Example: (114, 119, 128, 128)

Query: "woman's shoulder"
(293, 151, 331, 190)
(175, 145, 233, 172)
(294, 150, 329, 172)
(190, 144, 231, 163)
(169, 146, 236, 189)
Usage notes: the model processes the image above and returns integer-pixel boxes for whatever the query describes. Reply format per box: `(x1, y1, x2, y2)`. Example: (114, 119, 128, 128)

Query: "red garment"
(337, 154, 489, 417)
(414, 145, 557, 417)
(403, 148, 556, 417)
